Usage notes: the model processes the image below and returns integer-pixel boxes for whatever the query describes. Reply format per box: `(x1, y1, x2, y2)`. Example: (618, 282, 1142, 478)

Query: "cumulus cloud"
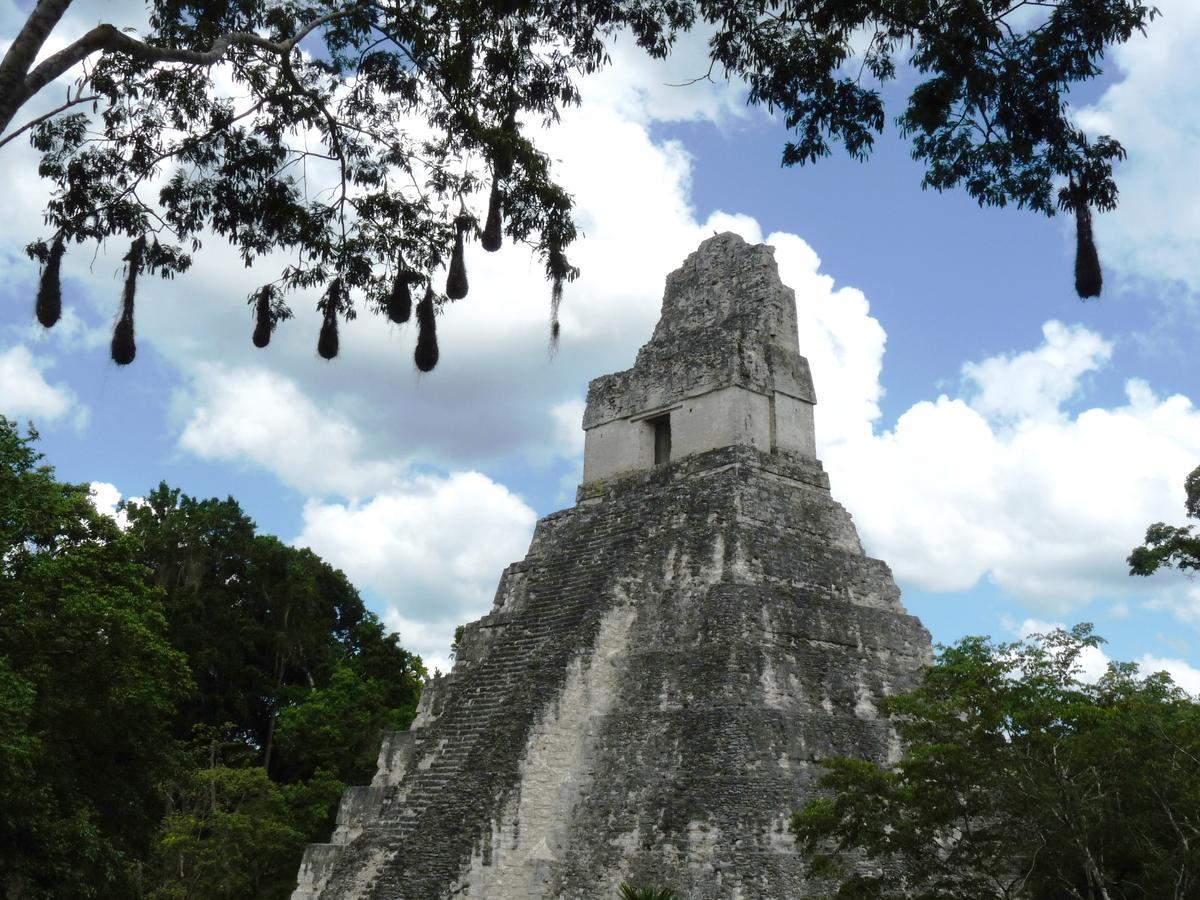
(88, 481, 123, 517)
(1013, 618, 1113, 683)
(116, 83, 719, 479)
(780, 252, 1199, 613)
(962, 321, 1112, 423)
(294, 472, 537, 665)
(1077, 0, 1200, 293)
(750, 229, 1200, 617)
(1147, 585, 1200, 630)
(381, 609, 465, 679)
(1138, 654, 1200, 696)
(551, 398, 587, 459)
(824, 337, 1200, 606)
(178, 364, 399, 498)
(88, 481, 135, 529)
(17, 308, 108, 352)
(580, 25, 751, 126)
(0, 345, 84, 427)
(771, 231, 887, 450)
(136, 62, 772, 487)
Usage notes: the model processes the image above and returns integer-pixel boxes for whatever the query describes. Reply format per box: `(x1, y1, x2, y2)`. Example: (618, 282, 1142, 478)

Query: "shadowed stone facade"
(293, 232, 932, 899)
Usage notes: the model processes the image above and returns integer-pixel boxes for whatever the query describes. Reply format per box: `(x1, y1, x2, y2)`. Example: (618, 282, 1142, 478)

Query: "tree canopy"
(0, 418, 425, 899)
(122, 483, 425, 898)
(2, 0, 1157, 366)
(0, 420, 191, 898)
(122, 483, 425, 779)
(791, 624, 1200, 900)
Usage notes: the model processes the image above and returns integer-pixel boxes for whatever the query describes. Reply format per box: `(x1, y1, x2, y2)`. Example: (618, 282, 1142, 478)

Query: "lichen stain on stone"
(459, 594, 638, 898)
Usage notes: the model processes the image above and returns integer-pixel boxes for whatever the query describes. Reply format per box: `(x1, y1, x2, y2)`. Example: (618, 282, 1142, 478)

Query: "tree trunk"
(0, 0, 74, 135)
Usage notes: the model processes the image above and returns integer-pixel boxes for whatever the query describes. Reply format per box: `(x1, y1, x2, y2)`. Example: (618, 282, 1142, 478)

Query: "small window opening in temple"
(651, 414, 672, 465)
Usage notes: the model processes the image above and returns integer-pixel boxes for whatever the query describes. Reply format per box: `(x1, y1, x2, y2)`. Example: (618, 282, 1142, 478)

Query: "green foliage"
(0, 418, 193, 899)
(120, 483, 424, 896)
(1129, 464, 1200, 577)
(449, 623, 466, 660)
(618, 883, 678, 900)
(122, 483, 424, 780)
(146, 759, 343, 900)
(0, 422, 425, 899)
(792, 624, 1200, 899)
(148, 765, 305, 900)
(274, 661, 415, 784)
(6, 0, 1158, 348)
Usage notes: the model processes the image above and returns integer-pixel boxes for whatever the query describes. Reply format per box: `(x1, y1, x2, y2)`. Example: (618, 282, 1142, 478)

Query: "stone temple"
(294, 232, 932, 899)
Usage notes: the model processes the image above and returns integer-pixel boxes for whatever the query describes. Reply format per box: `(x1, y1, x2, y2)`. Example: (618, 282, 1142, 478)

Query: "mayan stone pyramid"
(294, 232, 932, 899)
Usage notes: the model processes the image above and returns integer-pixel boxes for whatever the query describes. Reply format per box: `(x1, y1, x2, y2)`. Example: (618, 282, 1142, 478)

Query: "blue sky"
(1, 1, 1198, 681)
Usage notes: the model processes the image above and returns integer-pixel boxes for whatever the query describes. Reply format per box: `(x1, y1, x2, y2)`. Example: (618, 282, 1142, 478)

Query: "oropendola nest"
(387, 264, 419, 324)
(1069, 174, 1102, 300)
(111, 316, 136, 365)
(111, 235, 144, 366)
(493, 108, 516, 180)
(414, 286, 439, 372)
(36, 233, 65, 328)
(548, 245, 570, 351)
(252, 286, 273, 348)
(1074, 203, 1102, 299)
(446, 219, 469, 300)
(481, 180, 503, 253)
(318, 281, 341, 360)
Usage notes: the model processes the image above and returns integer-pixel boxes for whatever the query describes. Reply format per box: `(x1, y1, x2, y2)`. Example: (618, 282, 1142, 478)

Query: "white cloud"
(88, 481, 122, 517)
(380, 609, 463, 678)
(1147, 584, 1200, 629)
(17, 308, 108, 351)
(130, 64, 772, 487)
(1077, 0, 1200, 293)
(294, 472, 537, 666)
(551, 398, 586, 458)
(581, 25, 751, 126)
(819, 321, 1200, 607)
(178, 364, 399, 498)
(962, 321, 1112, 423)
(119, 87, 708, 478)
(0, 344, 84, 427)
(765, 231, 1197, 616)
(771, 231, 887, 450)
(1138, 654, 1200, 696)
(88, 481, 135, 529)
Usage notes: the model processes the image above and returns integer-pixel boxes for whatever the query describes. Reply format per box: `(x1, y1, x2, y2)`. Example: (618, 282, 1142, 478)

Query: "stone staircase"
(294, 501, 642, 899)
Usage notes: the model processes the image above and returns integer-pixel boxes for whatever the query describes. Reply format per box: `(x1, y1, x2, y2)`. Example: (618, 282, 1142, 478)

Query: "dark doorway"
(650, 414, 671, 465)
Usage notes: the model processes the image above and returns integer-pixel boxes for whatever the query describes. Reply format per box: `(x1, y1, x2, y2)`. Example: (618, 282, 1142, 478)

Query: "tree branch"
(0, 86, 98, 151)
(0, 3, 368, 136)
(0, 0, 75, 119)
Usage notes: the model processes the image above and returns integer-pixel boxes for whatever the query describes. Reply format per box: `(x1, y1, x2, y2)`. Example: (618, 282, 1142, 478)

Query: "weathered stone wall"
(294, 232, 932, 900)
(296, 448, 929, 899)
(581, 234, 817, 484)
